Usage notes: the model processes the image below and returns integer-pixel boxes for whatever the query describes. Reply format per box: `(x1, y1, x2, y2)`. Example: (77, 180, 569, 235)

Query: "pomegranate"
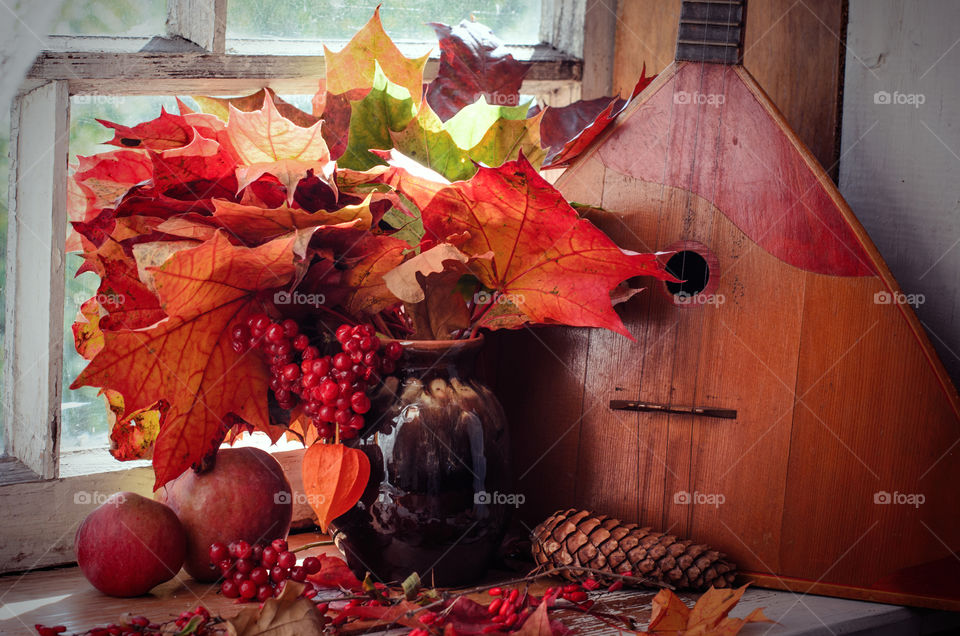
(157, 447, 293, 581)
(75, 492, 186, 596)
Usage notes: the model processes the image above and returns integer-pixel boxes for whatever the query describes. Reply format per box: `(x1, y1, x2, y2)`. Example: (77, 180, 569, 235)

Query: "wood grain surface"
(611, 0, 844, 178)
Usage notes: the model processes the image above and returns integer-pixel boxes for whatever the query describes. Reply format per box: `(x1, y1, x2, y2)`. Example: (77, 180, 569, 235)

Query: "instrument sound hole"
(665, 250, 710, 296)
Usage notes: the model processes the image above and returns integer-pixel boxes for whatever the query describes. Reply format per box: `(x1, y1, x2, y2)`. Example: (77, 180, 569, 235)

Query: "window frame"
(0, 0, 595, 574)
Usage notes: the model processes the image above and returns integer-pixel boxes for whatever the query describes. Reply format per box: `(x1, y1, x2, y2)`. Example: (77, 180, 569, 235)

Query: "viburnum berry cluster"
(230, 317, 403, 441)
(210, 538, 325, 603)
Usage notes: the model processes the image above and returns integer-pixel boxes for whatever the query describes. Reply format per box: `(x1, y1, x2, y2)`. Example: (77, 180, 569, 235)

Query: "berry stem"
(291, 539, 335, 553)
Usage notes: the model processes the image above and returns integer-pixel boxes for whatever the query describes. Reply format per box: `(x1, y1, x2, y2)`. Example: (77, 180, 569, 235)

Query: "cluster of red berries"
(229, 317, 402, 440)
(210, 538, 323, 603)
(300, 324, 402, 440)
(35, 607, 214, 636)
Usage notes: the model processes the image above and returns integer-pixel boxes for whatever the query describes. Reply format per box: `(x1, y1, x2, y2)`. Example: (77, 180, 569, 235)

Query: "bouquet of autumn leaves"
(68, 10, 669, 525)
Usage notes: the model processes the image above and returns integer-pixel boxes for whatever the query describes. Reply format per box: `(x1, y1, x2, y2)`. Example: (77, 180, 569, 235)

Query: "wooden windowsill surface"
(1, 531, 958, 635)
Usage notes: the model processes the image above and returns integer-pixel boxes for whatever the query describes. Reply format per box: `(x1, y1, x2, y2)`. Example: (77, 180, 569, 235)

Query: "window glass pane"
(50, 0, 166, 37)
(227, 0, 542, 45)
(62, 95, 181, 451)
(0, 109, 9, 455)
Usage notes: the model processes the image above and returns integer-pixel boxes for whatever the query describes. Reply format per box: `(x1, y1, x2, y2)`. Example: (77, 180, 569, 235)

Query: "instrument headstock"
(675, 0, 746, 64)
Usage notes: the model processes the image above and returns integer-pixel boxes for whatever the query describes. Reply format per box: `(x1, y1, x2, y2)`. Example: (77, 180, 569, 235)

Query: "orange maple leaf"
(323, 7, 428, 106)
(399, 153, 672, 337)
(72, 231, 299, 488)
(227, 92, 330, 164)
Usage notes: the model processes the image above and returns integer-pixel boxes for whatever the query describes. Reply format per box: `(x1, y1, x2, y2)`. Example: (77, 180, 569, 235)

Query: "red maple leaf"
(72, 232, 299, 488)
(542, 68, 656, 169)
(425, 20, 530, 121)
(404, 153, 671, 337)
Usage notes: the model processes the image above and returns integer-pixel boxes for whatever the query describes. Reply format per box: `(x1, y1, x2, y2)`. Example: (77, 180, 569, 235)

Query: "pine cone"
(531, 509, 737, 591)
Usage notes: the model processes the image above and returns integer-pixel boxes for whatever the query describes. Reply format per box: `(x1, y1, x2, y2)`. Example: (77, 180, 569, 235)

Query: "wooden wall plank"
(611, 0, 844, 177)
(838, 0, 960, 388)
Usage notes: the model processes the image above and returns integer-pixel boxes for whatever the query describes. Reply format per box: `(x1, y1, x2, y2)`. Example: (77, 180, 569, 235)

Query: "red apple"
(157, 447, 293, 581)
(75, 492, 186, 597)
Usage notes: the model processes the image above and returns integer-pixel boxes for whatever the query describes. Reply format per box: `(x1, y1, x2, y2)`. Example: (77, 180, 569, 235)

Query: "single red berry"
(385, 341, 403, 360)
(567, 590, 588, 603)
(209, 542, 228, 564)
(359, 324, 377, 339)
(488, 587, 503, 596)
(607, 580, 624, 592)
(231, 324, 250, 342)
(348, 414, 365, 430)
(277, 550, 296, 569)
(282, 363, 300, 381)
(221, 579, 239, 598)
(350, 392, 371, 414)
(318, 405, 336, 423)
(319, 379, 340, 404)
(257, 584, 274, 602)
(302, 372, 320, 388)
(217, 559, 233, 574)
(281, 318, 299, 337)
(249, 313, 270, 331)
(228, 540, 242, 559)
(239, 579, 257, 600)
(508, 588, 520, 603)
(289, 566, 306, 582)
(335, 324, 353, 343)
(302, 346, 320, 360)
(235, 558, 254, 574)
(343, 337, 361, 355)
(488, 598, 503, 614)
(236, 540, 253, 559)
(261, 546, 278, 568)
(302, 556, 322, 575)
(334, 409, 352, 426)
(311, 358, 330, 377)
(250, 567, 269, 586)
(276, 342, 292, 356)
(265, 323, 285, 343)
(362, 351, 379, 368)
(271, 566, 287, 583)
(232, 571, 248, 586)
(504, 613, 519, 628)
(293, 334, 309, 350)
(333, 352, 352, 371)
(583, 578, 600, 591)
(316, 422, 334, 438)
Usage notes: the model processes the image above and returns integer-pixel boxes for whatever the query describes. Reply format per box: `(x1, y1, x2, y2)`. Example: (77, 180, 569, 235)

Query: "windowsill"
(0, 456, 39, 486)
(1, 528, 957, 635)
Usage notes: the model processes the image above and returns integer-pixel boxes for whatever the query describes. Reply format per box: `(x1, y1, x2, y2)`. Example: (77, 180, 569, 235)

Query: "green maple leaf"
(339, 62, 417, 171)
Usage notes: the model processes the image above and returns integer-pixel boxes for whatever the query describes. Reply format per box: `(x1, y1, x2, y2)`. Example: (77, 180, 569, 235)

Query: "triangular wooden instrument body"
(552, 61, 960, 609)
